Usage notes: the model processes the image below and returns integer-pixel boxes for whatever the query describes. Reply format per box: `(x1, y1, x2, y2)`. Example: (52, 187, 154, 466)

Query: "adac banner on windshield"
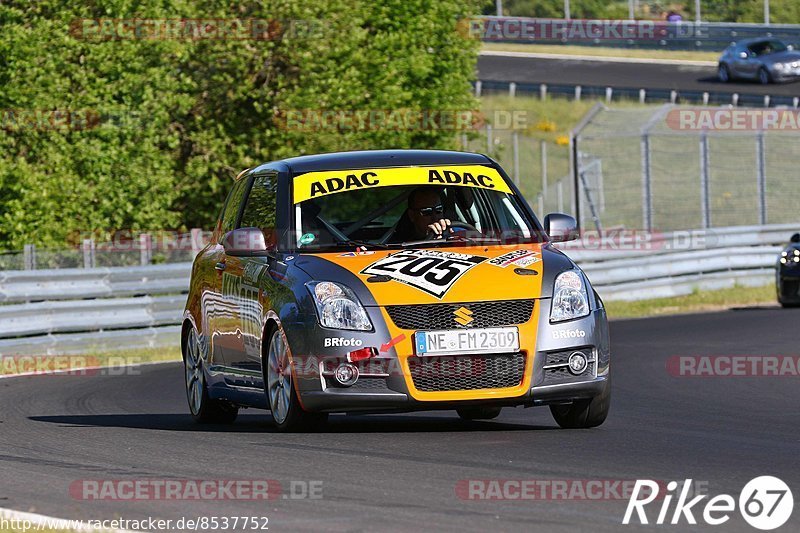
(292, 165, 513, 203)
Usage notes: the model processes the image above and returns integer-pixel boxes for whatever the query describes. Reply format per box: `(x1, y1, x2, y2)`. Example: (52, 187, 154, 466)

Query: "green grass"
(472, 94, 657, 205)
(482, 42, 718, 62)
(604, 283, 777, 319)
(0, 346, 181, 376)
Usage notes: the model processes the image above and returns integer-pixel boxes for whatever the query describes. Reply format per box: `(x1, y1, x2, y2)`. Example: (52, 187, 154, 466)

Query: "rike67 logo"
(623, 477, 793, 530)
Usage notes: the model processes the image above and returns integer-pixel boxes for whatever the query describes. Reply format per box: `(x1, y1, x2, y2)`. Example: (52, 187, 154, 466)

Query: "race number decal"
(360, 249, 486, 298)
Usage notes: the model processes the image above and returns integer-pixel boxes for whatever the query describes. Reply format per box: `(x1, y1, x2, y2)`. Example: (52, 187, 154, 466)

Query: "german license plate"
(414, 327, 520, 356)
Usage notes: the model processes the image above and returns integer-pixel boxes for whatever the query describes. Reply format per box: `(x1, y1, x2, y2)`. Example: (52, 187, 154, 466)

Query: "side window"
(240, 172, 278, 231)
(221, 177, 251, 234)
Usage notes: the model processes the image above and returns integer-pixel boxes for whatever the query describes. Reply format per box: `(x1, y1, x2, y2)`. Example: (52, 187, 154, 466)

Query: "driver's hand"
(427, 219, 451, 238)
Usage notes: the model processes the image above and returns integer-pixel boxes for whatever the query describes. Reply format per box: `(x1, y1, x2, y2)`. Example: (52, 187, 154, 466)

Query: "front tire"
(758, 67, 771, 85)
(264, 326, 328, 432)
(183, 326, 238, 424)
(718, 63, 730, 82)
(550, 377, 610, 429)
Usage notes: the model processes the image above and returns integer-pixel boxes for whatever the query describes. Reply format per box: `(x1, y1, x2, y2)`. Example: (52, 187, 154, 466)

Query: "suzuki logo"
(453, 306, 474, 326)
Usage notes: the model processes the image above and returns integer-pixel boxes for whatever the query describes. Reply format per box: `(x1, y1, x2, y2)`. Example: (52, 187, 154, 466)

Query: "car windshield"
(291, 166, 540, 251)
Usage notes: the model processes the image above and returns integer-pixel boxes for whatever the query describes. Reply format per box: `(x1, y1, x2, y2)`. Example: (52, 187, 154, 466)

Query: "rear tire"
(457, 406, 502, 420)
(550, 376, 610, 429)
(264, 326, 328, 432)
(183, 326, 239, 424)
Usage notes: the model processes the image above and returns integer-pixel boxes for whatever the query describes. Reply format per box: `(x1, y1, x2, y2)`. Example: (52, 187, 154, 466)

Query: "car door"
(739, 43, 762, 78)
(209, 173, 254, 369)
(224, 170, 279, 380)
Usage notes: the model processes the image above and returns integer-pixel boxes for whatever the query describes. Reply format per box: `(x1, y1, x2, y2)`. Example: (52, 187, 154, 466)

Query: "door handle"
(215, 262, 226, 271)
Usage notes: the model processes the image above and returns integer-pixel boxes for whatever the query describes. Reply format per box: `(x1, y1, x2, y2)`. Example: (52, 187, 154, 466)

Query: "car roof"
(735, 37, 783, 46)
(251, 149, 494, 176)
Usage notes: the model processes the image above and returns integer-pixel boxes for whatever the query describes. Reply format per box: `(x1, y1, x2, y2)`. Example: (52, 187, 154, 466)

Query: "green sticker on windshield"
(299, 233, 316, 245)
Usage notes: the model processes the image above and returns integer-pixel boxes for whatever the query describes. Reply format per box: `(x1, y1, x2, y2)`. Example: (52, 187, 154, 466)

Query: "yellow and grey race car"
(182, 150, 610, 431)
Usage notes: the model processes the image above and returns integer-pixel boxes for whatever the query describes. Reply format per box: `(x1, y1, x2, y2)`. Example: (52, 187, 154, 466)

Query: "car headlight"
(774, 63, 786, 70)
(306, 281, 372, 331)
(550, 270, 590, 323)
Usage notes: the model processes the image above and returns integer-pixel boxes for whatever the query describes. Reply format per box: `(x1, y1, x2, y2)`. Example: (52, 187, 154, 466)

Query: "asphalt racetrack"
(1, 308, 799, 532)
(477, 53, 800, 98)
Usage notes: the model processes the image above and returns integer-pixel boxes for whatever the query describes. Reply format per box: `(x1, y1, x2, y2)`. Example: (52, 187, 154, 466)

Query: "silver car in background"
(718, 38, 800, 84)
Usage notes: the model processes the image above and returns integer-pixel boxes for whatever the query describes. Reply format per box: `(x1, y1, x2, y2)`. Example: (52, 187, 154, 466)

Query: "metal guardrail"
(477, 79, 799, 109)
(0, 225, 792, 354)
(0, 262, 191, 303)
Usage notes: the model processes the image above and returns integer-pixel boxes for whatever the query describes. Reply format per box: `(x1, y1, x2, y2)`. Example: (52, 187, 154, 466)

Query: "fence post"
(23, 244, 36, 270)
(509, 82, 516, 98)
(191, 228, 204, 256)
(512, 131, 520, 186)
(539, 84, 547, 101)
(538, 194, 544, 217)
(140, 233, 153, 265)
(540, 140, 548, 197)
(486, 124, 493, 154)
(639, 89, 646, 104)
(605, 87, 613, 103)
(640, 133, 653, 232)
(700, 133, 711, 229)
(756, 132, 767, 225)
(557, 180, 564, 213)
(474, 81, 482, 97)
(82, 239, 96, 269)
(574, 85, 581, 101)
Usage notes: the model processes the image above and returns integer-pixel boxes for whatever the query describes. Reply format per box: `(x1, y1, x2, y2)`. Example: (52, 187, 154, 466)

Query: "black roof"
(253, 149, 493, 175)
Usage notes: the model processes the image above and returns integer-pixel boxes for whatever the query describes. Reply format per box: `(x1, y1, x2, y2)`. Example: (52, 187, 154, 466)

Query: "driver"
(389, 187, 454, 242)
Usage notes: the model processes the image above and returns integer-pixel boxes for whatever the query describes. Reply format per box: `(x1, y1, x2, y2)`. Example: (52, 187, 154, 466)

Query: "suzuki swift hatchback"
(182, 150, 611, 431)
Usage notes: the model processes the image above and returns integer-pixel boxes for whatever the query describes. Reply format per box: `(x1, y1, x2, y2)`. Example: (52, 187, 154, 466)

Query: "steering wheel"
(425, 220, 480, 240)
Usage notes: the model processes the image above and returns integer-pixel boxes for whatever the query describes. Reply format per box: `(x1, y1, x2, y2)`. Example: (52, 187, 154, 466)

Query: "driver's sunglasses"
(416, 204, 444, 217)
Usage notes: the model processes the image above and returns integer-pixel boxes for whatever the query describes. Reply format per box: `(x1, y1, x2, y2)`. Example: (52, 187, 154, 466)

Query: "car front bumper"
(290, 304, 611, 414)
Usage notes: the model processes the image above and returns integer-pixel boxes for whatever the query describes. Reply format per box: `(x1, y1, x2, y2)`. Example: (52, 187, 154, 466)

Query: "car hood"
(293, 244, 560, 306)
(764, 51, 800, 64)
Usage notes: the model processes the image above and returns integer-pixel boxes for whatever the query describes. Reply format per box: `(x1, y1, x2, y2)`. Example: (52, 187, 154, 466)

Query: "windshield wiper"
(335, 239, 392, 250)
(401, 235, 502, 248)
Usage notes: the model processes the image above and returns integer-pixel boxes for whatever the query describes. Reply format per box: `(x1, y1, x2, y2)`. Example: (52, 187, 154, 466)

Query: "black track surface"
(478, 54, 800, 98)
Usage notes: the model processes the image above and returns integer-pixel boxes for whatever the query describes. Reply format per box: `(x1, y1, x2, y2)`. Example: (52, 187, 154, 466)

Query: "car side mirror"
(543, 213, 579, 242)
(791, 233, 800, 243)
(222, 227, 274, 256)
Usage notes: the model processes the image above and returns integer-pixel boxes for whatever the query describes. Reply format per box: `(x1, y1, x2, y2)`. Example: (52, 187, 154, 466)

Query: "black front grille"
(407, 352, 526, 392)
(386, 300, 535, 330)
